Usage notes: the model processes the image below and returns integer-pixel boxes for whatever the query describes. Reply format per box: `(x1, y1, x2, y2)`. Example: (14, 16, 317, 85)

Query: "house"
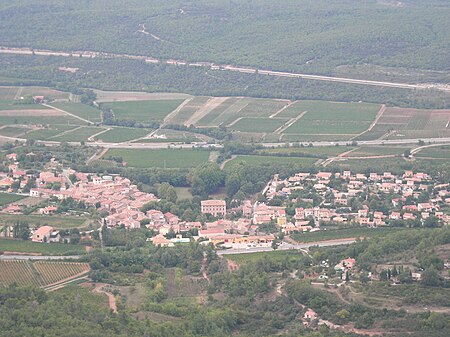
(3, 204, 21, 214)
(32, 226, 54, 243)
(38, 205, 57, 215)
(151, 234, 174, 247)
(201, 200, 227, 217)
(304, 309, 318, 320)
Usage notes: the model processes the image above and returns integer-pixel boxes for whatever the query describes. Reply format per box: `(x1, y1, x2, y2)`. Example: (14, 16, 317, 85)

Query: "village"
(1, 150, 449, 251)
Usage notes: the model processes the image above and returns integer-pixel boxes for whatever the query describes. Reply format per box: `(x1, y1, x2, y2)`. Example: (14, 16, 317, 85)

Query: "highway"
(217, 238, 356, 255)
(1, 46, 449, 92)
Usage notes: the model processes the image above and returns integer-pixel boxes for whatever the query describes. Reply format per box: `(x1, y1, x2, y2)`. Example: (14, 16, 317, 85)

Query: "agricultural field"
(97, 127, 152, 143)
(102, 148, 210, 168)
(343, 146, 410, 158)
(333, 157, 412, 174)
(257, 146, 353, 157)
(51, 126, 106, 142)
(100, 99, 184, 123)
(224, 155, 317, 170)
(0, 214, 91, 230)
(0, 126, 29, 137)
(0, 193, 26, 206)
(24, 125, 77, 141)
(230, 117, 288, 133)
(166, 96, 211, 124)
(415, 145, 450, 159)
(19, 86, 70, 100)
(225, 250, 305, 264)
(0, 260, 90, 287)
(94, 90, 191, 103)
(0, 238, 87, 255)
(362, 107, 450, 140)
(49, 102, 102, 122)
(284, 101, 380, 138)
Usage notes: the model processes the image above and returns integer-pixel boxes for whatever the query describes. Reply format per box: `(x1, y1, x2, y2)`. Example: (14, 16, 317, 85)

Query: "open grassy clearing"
(231, 117, 288, 133)
(0, 214, 91, 229)
(292, 227, 405, 243)
(167, 96, 211, 124)
(101, 99, 184, 123)
(0, 126, 30, 137)
(0, 238, 86, 255)
(51, 126, 106, 142)
(0, 193, 26, 206)
(344, 146, 410, 157)
(24, 125, 76, 140)
(97, 127, 152, 142)
(174, 187, 193, 201)
(224, 155, 317, 170)
(103, 148, 210, 168)
(225, 250, 304, 264)
(49, 102, 102, 122)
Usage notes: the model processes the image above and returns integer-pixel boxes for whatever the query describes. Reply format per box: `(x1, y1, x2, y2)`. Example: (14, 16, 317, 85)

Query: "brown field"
(0, 109, 63, 116)
(362, 107, 450, 140)
(94, 89, 192, 103)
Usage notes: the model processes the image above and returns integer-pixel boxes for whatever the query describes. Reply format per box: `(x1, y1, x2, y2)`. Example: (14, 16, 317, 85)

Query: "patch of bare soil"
(0, 109, 63, 116)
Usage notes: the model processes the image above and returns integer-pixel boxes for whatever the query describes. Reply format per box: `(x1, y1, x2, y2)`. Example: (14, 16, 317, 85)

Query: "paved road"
(0, 255, 82, 260)
(1, 46, 449, 92)
(217, 238, 356, 255)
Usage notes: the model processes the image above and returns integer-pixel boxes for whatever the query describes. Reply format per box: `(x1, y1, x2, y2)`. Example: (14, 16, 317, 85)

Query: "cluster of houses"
(264, 170, 450, 232)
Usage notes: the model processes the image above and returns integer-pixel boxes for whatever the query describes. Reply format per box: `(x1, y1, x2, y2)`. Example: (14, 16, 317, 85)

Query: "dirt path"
(44, 103, 94, 125)
(220, 155, 237, 169)
(47, 126, 83, 140)
(93, 283, 118, 313)
(274, 110, 308, 134)
(13, 87, 23, 100)
(184, 97, 228, 126)
(87, 127, 110, 141)
(163, 98, 192, 125)
(200, 254, 210, 283)
(87, 147, 109, 164)
(269, 100, 296, 118)
(351, 104, 386, 140)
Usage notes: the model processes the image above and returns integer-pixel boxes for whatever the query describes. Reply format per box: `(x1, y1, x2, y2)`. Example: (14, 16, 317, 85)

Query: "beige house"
(201, 200, 226, 217)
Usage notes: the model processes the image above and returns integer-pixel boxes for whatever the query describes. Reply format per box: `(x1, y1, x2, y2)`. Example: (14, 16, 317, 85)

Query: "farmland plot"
(230, 117, 288, 133)
(0, 260, 90, 288)
(284, 101, 380, 138)
(101, 99, 184, 123)
(196, 97, 240, 126)
(49, 102, 102, 122)
(0, 126, 30, 137)
(365, 107, 450, 140)
(97, 127, 152, 142)
(51, 126, 106, 142)
(166, 96, 211, 124)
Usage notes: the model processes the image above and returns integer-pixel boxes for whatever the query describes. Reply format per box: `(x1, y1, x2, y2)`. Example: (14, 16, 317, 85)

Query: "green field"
(0, 193, 26, 206)
(0, 214, 90, 229)
(103, 148, 210, 168)
(24, 125, 76, 140)
(168, 97, 210, 124)
(196, 97, 240, 126)
(49, 102, 102, 122)
(231, 117, 288, 133)
(97, 127, 152, 142)
(224, 155, 317, 169)
(415, 146, 450, 159)
(345, 146, 410, 157)
(0, 126, 29, 137)
(284, 101, 380, 135)
(101, 99, 184, 123)
(224, 250, 305, 264)
(0, 100, 47, 111)
(0, 238, 86, 255)
(51, 126, 105, 142)
(258, 146, 353, 157)
(292, 227, 405, 243)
